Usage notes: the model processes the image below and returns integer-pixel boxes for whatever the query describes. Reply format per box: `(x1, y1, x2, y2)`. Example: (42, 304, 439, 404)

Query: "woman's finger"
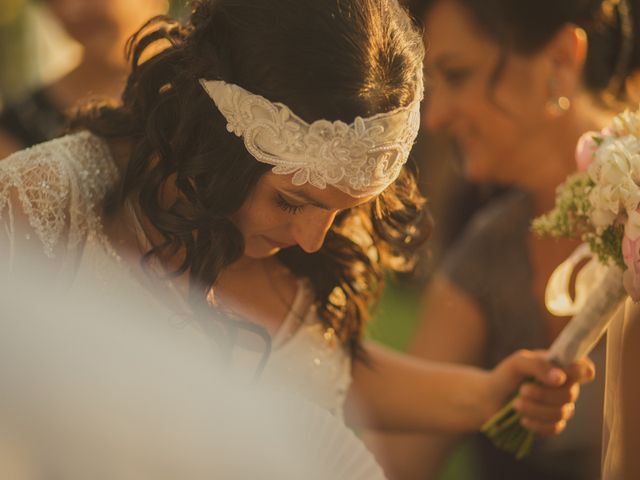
(514, 397, 576, 423)
(564, 358, 596, 384)
(505, 350, 567, 387)
(519, 382, 580, 406)
(521, 417, 568, 437)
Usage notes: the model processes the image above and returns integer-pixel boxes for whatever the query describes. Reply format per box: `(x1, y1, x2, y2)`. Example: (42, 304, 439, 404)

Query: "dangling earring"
(546, 78, 571, 116)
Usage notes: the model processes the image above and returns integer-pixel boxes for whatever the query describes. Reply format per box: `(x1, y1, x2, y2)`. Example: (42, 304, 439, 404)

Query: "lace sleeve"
(0, 147, 72, 276)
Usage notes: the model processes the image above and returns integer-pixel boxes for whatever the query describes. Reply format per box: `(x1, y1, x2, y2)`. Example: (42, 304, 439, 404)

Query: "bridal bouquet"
(482, 108, 640, 459)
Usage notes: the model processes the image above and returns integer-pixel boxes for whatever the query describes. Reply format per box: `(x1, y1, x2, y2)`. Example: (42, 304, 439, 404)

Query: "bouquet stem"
(482, 265, 626, 459)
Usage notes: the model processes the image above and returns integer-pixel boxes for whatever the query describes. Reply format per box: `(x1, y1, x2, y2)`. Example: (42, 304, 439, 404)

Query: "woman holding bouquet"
(365, 0, 640, 478)
(0, 0, 593, 471)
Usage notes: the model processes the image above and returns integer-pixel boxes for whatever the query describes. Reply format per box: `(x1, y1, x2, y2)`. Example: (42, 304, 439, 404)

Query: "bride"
(0, 0, 592, 462)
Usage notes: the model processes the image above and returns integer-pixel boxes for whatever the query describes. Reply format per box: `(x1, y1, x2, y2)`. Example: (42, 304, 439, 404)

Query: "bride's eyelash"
(275, 193, 305, 214)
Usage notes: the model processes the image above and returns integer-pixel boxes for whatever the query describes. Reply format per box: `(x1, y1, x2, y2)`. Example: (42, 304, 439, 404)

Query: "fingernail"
(548, 368, 564, 384)
(513, 399, 522, 411)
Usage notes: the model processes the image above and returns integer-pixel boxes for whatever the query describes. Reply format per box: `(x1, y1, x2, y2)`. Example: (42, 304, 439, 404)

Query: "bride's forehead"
(261, 172, 375, 209)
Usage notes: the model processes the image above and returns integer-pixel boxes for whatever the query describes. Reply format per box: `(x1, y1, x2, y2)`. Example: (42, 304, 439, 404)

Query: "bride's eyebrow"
(280, 189, 331, 210)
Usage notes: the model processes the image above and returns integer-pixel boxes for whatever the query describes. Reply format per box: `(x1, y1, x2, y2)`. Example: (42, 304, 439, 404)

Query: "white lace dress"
(0, 131, 352, 417)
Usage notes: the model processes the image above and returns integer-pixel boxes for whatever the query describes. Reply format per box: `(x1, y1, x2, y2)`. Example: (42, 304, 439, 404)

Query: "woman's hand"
(486, 350, 595, 436)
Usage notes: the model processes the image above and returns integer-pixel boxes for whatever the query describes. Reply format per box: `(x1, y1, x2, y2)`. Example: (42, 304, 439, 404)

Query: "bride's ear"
(543, 24, 588, 101)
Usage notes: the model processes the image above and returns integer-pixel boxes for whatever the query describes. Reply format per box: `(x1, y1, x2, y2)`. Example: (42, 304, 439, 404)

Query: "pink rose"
(575, 131, 599, 171)
(622, 232, 640, 301)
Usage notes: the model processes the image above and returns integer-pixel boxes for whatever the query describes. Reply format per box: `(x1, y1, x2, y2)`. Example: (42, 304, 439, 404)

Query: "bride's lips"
(262, 236, 292, 249)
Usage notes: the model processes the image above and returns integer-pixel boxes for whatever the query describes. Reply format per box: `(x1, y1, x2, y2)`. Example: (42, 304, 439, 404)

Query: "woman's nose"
(423, 88, 453, 132)
(292, 209, 337, 253)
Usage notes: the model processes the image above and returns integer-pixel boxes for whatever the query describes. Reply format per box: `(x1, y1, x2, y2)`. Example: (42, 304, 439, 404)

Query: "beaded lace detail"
(0, 131, 119, 262)
(200, 79, 422, 197)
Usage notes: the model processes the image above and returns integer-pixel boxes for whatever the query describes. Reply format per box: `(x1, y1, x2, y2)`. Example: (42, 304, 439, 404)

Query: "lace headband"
(199, 77, 423, 197)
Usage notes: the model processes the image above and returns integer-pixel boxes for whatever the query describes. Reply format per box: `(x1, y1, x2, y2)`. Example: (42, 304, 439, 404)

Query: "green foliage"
(531, 171, 625, 269)
(531, 172, 594, 238)
(586, 224, 625, 269)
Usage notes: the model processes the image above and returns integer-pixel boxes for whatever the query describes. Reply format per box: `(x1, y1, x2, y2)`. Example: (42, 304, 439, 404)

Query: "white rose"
(589, 184, 617, 222)
(609, 109, 640, 137)
(588, 168, 640, 231)
(586, 110, 640, 232)
(620, 179, 640, 213)
(615, 136, 640, 180)
(589, 145, 630, 185)
(589, 204, 617, 231)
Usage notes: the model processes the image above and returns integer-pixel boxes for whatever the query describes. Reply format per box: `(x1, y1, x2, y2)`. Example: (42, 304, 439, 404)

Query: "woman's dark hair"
(70, 0, 428, 359)
(409, 0, 640, 104)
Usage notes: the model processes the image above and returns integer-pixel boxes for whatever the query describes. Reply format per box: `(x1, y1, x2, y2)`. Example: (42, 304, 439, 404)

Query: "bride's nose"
(291, 209, 337, 253)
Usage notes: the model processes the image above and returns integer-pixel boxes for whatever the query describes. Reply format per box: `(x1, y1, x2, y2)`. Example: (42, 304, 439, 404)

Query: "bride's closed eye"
(275, 193, 305, 214)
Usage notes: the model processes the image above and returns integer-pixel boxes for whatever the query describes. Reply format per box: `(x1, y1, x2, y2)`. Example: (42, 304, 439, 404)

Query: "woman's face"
(45, 0, 167, 61)
(232, 172, 375, 259)
(422, 0, 551, 183)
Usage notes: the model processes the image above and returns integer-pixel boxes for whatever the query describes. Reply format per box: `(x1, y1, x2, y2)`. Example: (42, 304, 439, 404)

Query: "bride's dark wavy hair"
(70, 0, 428, 359)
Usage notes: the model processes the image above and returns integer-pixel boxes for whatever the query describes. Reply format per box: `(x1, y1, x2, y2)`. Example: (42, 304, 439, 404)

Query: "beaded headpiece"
(199, 76, 422, 197)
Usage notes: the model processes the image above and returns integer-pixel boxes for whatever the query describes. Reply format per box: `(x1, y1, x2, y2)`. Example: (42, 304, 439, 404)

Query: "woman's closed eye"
(275, 193, 305, 214)
(442, 66, 472, 88)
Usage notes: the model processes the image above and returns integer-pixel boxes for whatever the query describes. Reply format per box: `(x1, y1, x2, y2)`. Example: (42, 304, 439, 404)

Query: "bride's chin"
(242, 244, 280, 259)
(246, 251, 279, 259)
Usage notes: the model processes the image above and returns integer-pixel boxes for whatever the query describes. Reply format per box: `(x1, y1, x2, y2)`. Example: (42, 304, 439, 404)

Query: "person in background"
(366, 0, 640, 478)
(0, 0, 168, 158)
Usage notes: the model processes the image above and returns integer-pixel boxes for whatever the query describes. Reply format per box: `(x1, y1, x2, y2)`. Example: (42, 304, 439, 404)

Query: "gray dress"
(441, 188, 604, 480)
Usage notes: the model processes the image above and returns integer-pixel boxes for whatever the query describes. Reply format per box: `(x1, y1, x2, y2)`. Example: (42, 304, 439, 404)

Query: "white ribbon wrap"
(546, 244, 627, 367)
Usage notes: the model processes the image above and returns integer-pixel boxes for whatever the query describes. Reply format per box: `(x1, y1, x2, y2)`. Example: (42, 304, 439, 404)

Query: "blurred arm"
(346, 339, 493, 434)
(346, 336, 584, 437)
(361, 275, 488, 479)
(410, 275, 488, 364)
